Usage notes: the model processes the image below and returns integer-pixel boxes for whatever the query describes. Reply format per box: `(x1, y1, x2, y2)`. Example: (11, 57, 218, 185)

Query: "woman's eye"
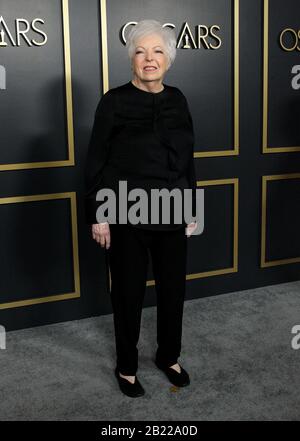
(135, 50, 163, 54)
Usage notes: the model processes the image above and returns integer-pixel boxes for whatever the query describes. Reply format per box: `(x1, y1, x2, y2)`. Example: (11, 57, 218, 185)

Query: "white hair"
(126, 19, 177, 69)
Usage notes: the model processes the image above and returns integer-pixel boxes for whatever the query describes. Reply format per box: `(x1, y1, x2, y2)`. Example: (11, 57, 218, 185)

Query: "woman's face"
(131, 33, 169, 84)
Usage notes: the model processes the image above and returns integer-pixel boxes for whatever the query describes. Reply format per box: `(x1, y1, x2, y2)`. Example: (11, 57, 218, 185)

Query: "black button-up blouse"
(84, 80, 197, 230)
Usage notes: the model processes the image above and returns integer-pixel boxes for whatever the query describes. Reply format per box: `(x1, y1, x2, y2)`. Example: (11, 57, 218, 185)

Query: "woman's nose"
(145, 52, 153, 61)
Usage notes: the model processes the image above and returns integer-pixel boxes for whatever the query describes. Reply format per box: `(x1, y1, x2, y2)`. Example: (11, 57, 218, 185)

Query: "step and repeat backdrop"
(0, 0, 300, 330)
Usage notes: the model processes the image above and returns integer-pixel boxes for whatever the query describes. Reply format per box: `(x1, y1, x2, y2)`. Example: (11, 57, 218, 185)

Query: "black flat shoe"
(154, 360, 190, 387)
(114, 367, 145, 397)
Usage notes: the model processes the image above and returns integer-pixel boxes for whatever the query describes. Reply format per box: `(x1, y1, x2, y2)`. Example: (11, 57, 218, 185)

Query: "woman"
(84, 19, 198, 397)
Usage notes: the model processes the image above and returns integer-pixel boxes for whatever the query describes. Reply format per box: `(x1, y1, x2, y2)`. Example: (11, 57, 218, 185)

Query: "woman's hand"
(91, 222, 111, 249)
(185, 222, 197, 237)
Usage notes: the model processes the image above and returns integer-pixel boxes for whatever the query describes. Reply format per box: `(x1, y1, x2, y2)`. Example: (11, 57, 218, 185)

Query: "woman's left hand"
(185, 222, 197, 237)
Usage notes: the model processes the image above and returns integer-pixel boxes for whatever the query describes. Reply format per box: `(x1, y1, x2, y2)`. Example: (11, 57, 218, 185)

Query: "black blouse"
(84, 80, 197, 230)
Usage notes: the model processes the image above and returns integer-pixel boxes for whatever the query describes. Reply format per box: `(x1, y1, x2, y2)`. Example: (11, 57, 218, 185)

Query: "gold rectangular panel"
(0, 0, 75, 171)
(261, 173, 300, 267)
(0, 192, 80, 309)
(183, 178, 239, 281)
(262, 0, 300, 153)
(100, 0, 240, 158)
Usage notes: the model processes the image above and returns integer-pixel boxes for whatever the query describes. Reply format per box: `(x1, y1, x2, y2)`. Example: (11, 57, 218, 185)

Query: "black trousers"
(106, 223, 188, 375)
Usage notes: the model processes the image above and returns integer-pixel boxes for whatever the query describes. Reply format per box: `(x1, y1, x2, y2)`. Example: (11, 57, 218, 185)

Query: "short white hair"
(126, 19, 177, 69)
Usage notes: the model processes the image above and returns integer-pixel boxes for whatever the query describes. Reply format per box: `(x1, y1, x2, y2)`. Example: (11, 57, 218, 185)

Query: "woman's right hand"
(185, 222, 197, 237)
(91, 222, 110, 249)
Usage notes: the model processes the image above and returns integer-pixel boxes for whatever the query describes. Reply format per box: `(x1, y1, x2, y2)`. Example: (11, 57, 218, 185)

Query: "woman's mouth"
(143, 66, 158, 71)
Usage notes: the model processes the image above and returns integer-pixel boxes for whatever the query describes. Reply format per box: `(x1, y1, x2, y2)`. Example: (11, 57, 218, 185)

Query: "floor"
(1, 280, 300, 420)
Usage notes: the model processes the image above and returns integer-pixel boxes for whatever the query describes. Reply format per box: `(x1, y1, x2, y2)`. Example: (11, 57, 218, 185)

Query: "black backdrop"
(0, 0, 300, 331)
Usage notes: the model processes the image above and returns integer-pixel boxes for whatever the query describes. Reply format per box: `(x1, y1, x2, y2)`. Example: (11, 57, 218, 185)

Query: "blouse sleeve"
(184, 97, 197, 219)
(84, 90, 115, 225)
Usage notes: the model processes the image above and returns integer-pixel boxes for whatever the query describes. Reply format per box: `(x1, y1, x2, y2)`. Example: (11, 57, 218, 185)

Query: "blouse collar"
(128, 80, 166, 96)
